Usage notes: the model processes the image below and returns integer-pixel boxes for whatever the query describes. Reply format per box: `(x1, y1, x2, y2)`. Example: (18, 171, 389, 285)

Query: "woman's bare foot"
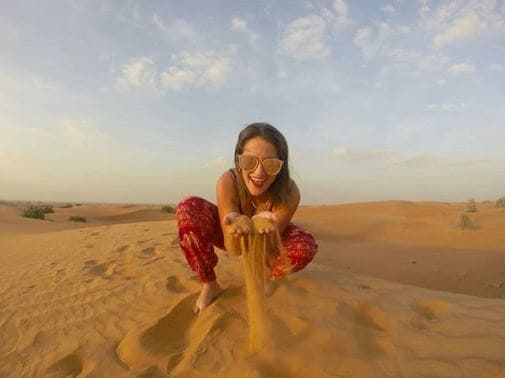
(194, 281, 222, 314)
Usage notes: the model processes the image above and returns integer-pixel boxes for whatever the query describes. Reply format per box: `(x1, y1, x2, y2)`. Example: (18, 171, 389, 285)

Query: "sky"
(1, 0, 505, 205)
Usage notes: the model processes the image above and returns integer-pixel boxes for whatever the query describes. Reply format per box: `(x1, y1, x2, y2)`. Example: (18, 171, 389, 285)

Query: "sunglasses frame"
(237, 154, 284, 176)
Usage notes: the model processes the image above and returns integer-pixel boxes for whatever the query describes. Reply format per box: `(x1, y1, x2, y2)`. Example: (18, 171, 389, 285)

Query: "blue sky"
(1, 0, 504, 204)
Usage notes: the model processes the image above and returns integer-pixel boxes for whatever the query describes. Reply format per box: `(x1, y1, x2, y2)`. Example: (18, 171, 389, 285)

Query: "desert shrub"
(74, 203, 82, 206)
(457, 213, 480, 230)
(161, 205, 175, 213)
(69, 215, 87, 222)
(465, 198, 477, 213)
(60, 203, 73, 208)
(34, 205, 54, 214)
(496, 197, 505, 208)
(23, 205, 47, 220)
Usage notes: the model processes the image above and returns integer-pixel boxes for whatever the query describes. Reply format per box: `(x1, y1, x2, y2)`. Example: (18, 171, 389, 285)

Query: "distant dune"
(1, 201, 505, 377)
(0, 202, 175, 235)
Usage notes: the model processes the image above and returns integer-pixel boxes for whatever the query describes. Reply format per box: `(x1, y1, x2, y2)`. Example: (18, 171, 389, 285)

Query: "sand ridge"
(1, 201, 505, 376)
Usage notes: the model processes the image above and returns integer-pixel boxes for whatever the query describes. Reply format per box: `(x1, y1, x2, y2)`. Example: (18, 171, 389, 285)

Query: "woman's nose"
(254, 160, 266, 176)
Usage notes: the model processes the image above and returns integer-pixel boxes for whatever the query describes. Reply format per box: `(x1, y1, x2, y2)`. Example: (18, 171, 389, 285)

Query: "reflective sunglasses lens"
(263, 158, 283, 175)
(238, 155, 258, 171)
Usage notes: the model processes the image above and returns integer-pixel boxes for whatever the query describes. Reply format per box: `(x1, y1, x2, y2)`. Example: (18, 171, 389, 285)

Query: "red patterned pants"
(176, 196, 318, 283)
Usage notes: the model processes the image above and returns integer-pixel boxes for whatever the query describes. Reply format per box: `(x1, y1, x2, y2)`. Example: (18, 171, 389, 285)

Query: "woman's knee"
(176, 196, 207, 221)
(177, 196, 204, 213)
(284, 226, 318, 270)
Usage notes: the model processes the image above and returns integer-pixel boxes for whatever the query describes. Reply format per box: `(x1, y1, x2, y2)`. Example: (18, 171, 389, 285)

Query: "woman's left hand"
(252, 212, 277, 235)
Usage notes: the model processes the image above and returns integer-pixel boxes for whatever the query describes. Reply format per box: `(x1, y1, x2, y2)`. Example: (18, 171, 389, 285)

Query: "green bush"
(60, 203, 73, 208)
(161, 205, 175, 213)
(496, 197, 505, 208)
(465, 198, 477, 213)
(69, 215, 87, 222)
(23, 205, 46, 220)
(457, 213, 480, 230)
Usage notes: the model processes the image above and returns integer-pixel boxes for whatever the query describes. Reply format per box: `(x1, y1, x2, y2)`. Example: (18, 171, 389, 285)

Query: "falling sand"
(240, 232, 267, 352)
(239, 217, 291, 353)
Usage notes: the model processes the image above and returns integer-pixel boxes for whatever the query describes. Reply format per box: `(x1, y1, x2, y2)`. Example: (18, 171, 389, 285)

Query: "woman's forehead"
(242, 137, 278, 157)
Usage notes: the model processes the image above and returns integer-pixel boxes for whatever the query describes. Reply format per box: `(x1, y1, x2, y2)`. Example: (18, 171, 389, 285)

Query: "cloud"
(332, 146, 489, 168)
(116, 57, 158, 90)
(278, 1, 351, 60)
(161, 51, 232, 91)
(230, 16, 259, 43)
(426, 103, 465, 111)
(332, 146, 398, 162)
(381, 4, 396, 16)
(332, 0, 351, 26)
(448, 63, 475, 75)
(116, 51, 233, 92)
(489, 63, 504, 72)
(231, 17, 247, 32)
(354, 22, 393, 58)
(380, 46, 449, 73)
(420, 0, 505, 49)
(153, 16, 196, 40)
(278, 14, 329, 60)
(398, 25, 410, 34)
(433, 12, 483, 49)
(319, 0, 351, 31)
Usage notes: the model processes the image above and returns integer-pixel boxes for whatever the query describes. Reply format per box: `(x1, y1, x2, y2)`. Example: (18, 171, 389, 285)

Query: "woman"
(176, 122, 318, 313)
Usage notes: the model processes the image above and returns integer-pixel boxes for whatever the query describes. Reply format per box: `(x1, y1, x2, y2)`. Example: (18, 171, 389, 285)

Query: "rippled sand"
(1, 201, 504, 377)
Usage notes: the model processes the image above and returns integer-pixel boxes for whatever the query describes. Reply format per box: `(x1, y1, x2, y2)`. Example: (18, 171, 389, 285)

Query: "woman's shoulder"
(217, 169, 238, 190)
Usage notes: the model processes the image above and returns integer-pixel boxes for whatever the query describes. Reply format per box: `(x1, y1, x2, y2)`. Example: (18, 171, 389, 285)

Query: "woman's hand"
(223, 213, 252, 256)
(252, 212, 277, 235)
(223, 212, 253, 237)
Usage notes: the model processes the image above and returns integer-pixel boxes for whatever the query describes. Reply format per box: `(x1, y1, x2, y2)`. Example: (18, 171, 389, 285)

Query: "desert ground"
(1, 200, 505, 377)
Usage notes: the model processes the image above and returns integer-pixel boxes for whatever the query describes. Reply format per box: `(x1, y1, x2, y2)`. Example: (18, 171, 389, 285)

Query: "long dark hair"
(234, 122, 292, 208)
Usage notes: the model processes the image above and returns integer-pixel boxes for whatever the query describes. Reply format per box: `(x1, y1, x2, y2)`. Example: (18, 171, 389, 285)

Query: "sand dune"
(1, 201, 505, 377)
(0, 202, 175, 236)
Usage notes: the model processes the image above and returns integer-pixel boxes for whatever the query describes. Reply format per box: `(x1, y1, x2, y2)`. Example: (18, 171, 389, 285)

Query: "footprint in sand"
(141, 247, 157, 257)
(116, 293, 233, 374)
(116, 245, 129, 253)
(354, 303, 394, 332)
(55, 268, 66, 279)
(166, 276, 187, 293)
(410, 298, 450, 330)
(358, 283, 373, 290)
(169, 236, 180, 248)
(338, 300, 396, 356)
(83, 260, 116, 278)
(138, 366, 165, 378)
(116, 294, 197, 371)
(46, 352, 83, 377)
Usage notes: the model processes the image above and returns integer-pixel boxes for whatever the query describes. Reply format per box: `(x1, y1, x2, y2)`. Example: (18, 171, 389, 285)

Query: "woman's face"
(240, 136, 280, 197)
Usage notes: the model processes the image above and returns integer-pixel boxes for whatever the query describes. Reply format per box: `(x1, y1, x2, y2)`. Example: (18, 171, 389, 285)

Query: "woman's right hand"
(223, 212, 253, 238)
(223, 213, 252, 256)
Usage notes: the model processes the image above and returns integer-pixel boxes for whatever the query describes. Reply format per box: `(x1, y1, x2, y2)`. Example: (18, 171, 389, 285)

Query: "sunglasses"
(237, 154, 284, 176)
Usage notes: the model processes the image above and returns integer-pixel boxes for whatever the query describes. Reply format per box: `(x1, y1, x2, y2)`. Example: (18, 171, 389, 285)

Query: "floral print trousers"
(176, 196, 318, 283)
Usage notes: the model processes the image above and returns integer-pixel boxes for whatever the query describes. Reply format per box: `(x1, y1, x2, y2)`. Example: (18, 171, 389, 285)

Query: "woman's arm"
(254, 180, 300, 235)
(216, 170, 252, 254)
